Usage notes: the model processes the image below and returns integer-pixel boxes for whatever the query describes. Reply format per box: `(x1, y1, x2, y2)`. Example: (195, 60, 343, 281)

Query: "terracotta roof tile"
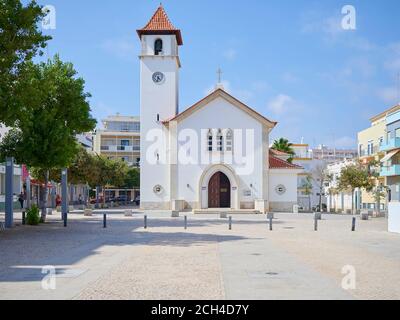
(137, 5, 183, 45)
(269, 155, 303, 170)
(270, 149, 290, 157)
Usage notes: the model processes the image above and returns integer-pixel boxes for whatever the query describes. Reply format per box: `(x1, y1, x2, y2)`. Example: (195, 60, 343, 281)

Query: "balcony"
(380, 138, 400, 152)
(100, 145, 140, 152)
(380, 164, 400, 177)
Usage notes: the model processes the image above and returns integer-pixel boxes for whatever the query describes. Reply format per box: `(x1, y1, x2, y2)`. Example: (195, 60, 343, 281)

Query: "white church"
(138, 5, 303, 213)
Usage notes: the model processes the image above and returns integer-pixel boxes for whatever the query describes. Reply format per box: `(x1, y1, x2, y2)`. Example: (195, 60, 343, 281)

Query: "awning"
(381, 149, 400, 163)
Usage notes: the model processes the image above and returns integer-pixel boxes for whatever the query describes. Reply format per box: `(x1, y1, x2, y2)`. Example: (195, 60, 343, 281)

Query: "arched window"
(226, 129, 233, 152)
(217, 129, 223, 152)
(207, 129, 213, 152)
(154, 39, 163, 55)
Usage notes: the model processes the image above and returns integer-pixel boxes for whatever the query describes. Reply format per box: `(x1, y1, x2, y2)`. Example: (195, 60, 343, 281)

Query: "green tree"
(0, 56, 96, 220)
(338, 164, 374, 214)
(0, 0, 51, 125)
(86, 156, 128, 204)
(272, 138, 295, 162)
(123, 167, 140, 189)
(301, 174, 313, 211)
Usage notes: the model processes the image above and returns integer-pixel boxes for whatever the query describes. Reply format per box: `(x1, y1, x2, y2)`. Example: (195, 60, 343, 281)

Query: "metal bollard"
(269, 217, 273, 231)
(352, 217, 356, 232)
(144, 215, 147, 229)
(184, 215, 187, 230)
(22, 211, 26, 225)
(103, 213, 107, 228)
(229, 216, 232, 230)
(314, 216, 318, 231)
(64, 213, 67, 228)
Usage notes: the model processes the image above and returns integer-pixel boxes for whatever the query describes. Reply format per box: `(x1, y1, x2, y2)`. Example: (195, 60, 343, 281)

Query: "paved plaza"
(0, 211, 399, 300)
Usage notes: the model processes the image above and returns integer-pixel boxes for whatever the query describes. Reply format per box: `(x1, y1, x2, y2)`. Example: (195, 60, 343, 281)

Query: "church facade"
(138, 6, 302, 213)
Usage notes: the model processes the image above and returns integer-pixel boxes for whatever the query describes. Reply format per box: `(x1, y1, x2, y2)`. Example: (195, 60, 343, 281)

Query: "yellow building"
(93, 115, 141, 167)
(357, 105, 400, 210)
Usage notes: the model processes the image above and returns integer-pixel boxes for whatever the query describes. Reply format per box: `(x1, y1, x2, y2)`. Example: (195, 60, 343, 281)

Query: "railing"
(380, 164, 400, 177)
(100, 145, 140, 152)
(380, 138, 400, 152)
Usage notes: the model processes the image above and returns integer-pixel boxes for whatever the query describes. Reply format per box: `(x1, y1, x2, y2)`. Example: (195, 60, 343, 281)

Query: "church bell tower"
(137, 5, 183, 209)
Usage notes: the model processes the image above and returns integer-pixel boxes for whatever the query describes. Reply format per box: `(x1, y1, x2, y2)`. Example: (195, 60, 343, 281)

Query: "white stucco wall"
(269, 169, 300, 203)
(388, 202, 400, 234)
(175, 96, 266, 209)
(140, 35, 180, 208)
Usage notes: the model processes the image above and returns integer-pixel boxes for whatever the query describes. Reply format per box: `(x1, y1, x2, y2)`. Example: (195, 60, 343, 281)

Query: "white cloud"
(281, 72, 299, 83)
(222, 49, 237, 61)
(377, 87, 398, 105)
(384, 42, 400, 71)
(101, 37, 136, 61)
(300, 10, 375, 52)
(267, 94, 295, 115)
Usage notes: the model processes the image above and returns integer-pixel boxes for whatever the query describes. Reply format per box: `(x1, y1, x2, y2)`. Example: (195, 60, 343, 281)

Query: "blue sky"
(33, 0, 400, 148)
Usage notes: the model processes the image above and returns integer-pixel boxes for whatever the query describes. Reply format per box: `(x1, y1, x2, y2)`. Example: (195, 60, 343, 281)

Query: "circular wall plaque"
(275, 185, 286, 195)
(153, 185, 163, 195)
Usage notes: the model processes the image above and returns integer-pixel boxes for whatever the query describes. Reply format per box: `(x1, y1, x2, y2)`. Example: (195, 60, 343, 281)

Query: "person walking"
(18, 192, 24, 210)
(56, 194, 62, 207)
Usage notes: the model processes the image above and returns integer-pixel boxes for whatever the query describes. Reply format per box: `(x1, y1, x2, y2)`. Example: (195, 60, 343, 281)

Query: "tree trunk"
(308, 195, 311, 212)
(319, 184, 323, 213)
(41, 170, 49, 223)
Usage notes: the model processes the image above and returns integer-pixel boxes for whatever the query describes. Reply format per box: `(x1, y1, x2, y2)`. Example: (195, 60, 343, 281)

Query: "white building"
(138, 5, 303, 212)
(76, 133, 93, 151)
(93, 115, 140, 167)
(311, 145, 358, 164)
(325, 159, 357, 213)
(291, 144, 326, 211)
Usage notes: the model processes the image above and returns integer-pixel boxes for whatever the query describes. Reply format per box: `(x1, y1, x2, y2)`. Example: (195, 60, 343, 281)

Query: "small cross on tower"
(217, 68, 223, 84)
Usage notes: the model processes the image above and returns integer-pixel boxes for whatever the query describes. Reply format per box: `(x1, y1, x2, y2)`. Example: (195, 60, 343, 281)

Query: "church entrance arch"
(199, 164, 239, 210)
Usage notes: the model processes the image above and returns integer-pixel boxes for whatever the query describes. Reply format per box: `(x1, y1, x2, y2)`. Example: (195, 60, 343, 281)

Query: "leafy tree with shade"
(0, 56, 96, 221)
(338, 164, 374, 214)
(0, 0, 51, 125)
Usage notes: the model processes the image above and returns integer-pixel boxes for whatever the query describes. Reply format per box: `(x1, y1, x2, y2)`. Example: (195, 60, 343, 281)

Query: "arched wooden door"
(208, 172, 231, 208)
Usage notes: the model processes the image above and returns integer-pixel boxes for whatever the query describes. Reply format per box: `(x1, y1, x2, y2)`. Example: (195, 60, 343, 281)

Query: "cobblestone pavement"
(0, 212, 399, 300)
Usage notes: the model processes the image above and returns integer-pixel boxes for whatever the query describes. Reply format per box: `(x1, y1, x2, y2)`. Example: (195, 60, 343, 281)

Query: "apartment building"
(310, 145, 358, 164)
(93, 115, 141, 167)
(378, 104, 400, 233)
(357, 107, 393, 210)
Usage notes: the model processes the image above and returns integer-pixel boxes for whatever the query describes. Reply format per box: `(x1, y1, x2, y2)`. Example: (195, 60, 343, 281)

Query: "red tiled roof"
(269, 155, 303, 170)
(270, 149, 290, 157)
(137, 5, 183, 45)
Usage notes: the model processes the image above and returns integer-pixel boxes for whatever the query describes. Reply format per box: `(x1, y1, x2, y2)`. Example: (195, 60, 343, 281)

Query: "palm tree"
(272, 138, 295, 162)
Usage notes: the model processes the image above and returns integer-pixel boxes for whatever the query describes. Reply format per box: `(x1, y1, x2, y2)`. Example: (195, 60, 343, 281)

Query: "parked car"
(113, 195, 129, 203)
